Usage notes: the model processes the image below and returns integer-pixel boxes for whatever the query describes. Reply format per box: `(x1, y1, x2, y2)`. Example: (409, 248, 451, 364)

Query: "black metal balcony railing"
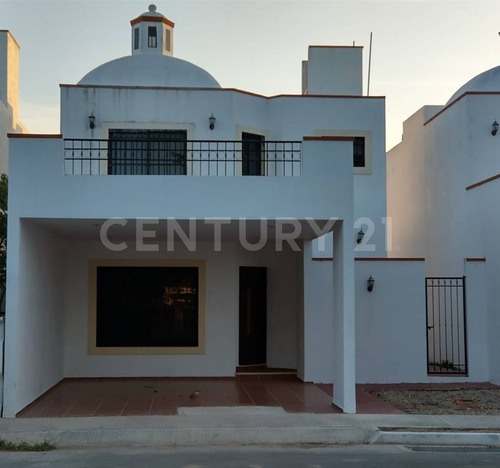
(63, 139, 302, 176)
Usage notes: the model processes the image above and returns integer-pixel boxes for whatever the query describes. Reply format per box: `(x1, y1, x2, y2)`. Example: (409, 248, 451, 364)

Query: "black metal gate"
(426, 277, 468, 375)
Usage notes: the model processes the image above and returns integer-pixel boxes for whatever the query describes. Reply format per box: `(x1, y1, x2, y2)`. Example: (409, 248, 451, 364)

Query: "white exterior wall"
(388, 100, 471, 275)
(306, 47, 363, 96)
(0, 101, 11, 173)
(423, 100, 471, 275)
(302, 252, 334, 383)
(0, 31, 19, 124)
(0, 316, 4, 413)
(387, 106, 439, 260)
(303, 259, 427, 384)
(300, 257, 491, 384)
(7, 137, 354, 221)
(467, 181, 500, 384)
(356, 261, 427, 383)
(3, 220, 66, 417)
(388, 95, 500, 275)
(387, 94, 500, 384)
(355, 259, 490, 383)
(0, 31, 26, 174)
(63, 241, 300, 378)
(60, 86, 387, 254)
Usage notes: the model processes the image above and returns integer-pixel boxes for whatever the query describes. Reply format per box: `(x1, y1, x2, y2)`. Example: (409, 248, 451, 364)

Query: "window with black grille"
(353, 137, 365, 167)
(108, 129, 187, 175)
(148, 26, 157, 48)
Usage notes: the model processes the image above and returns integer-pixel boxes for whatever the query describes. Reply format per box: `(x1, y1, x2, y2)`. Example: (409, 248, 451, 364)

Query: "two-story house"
(3, 5, 433, 418)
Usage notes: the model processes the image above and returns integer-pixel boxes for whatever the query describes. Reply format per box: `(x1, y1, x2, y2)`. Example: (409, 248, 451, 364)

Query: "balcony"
(9, 134, 354, 222)
(63, 139, 302, 177)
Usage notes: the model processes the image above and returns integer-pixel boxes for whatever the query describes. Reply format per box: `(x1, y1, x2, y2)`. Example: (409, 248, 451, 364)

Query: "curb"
(371, 431, 500, 447)
(0, 426, 378, 448)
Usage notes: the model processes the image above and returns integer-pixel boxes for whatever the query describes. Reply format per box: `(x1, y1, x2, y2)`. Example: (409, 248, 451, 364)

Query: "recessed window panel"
(89, 261, 205, 354)
(353, 137, 365, 167)
(165, 29, 171, 52)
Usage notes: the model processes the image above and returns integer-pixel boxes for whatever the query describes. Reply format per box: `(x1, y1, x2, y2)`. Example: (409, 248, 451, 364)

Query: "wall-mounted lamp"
(492, 120, 499, 136)
(367, 275, 375, 292)
(88, 114, 96, 130)
(209, 113, 216, 130)
(357, 228, 365, 244)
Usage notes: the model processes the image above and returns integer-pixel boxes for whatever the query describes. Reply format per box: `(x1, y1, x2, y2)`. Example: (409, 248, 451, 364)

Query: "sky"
(2, 0, 500, 150)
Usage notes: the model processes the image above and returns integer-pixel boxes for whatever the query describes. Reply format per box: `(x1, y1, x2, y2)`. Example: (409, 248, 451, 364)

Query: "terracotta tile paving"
(17, 377, 408, 417)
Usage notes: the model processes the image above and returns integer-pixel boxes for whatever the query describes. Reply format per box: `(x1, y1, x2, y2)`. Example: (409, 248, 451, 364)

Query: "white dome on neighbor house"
(78, 54, 221, 88)
(447, 65, 500, 104)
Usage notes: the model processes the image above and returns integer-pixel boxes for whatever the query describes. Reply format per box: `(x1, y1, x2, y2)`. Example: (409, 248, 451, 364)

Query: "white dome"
(78, 54, 221, 88)
(447, 65, 500, 104)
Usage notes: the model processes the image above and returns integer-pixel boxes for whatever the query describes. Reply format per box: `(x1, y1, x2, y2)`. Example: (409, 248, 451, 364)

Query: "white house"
(4, 5, 483, 419)
(0, 30, 26, 173)
(387, 61, 500, 386)
(0, 29, 26, 418)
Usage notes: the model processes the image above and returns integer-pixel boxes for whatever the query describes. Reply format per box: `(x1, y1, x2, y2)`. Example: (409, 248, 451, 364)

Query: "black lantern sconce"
(367, 275, 375, 292)
(209, 113, 216, 130)
(88, 113, 96, 130)
(357, 228, 365, 244)
(492, 120, 499, 136)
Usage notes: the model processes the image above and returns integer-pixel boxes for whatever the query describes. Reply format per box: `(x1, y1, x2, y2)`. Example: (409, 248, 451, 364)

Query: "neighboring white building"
(0, 30, 26, 174)
(387, 62, 500, 387)
(0, 29, 26, 419)
(6, 5, 494, 419)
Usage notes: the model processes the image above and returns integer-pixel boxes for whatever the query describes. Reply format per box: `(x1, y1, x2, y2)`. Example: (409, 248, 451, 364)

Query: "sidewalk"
(1, 408, 500, 448)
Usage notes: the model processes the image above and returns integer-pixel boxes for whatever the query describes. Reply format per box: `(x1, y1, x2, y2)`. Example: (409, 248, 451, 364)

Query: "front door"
(239, 267, 267, 366)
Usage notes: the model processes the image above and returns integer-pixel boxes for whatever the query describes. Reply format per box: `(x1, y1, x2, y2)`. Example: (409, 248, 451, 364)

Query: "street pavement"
(1, 445, 500, 467)
(1, 412, 500, 448)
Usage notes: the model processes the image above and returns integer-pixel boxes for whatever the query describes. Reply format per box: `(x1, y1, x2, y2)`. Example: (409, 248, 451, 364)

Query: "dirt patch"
(371, 388, 500, 415)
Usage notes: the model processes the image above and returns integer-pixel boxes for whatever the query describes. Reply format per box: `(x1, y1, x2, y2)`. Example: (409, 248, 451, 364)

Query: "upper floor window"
(134, 28, 140, 50)
(353, 137, 365, 167)
(148, 26, 157, 48)
(108, 129, 187, 175)
(165, 29, 171, 52)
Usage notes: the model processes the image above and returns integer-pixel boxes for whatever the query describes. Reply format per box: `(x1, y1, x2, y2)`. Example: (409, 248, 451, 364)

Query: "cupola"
(130, 4, 174, 57)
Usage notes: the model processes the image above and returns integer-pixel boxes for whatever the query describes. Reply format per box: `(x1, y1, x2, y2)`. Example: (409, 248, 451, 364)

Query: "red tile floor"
(16, 377, 403, 418)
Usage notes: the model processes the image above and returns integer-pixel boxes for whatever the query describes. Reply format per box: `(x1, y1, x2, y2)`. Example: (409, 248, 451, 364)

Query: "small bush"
(0, 438, 55, 452)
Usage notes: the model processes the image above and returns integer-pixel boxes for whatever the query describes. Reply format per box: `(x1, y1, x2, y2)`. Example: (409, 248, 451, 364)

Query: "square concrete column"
(332, 221, 356, 413)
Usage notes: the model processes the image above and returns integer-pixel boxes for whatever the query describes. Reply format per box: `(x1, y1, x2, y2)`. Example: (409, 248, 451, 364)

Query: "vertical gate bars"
(425, 276, 468, 375)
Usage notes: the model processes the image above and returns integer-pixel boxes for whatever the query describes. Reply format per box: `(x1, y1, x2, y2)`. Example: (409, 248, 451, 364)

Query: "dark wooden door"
(242, 132, 264, 176)
(239, 267, 267, 365)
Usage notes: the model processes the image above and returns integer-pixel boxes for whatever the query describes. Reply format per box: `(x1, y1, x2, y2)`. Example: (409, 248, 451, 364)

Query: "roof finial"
(149, 4, 157, 13)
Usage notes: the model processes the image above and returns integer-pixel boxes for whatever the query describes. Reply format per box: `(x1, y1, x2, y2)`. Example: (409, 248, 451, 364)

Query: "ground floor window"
(89, 260, 205, 354)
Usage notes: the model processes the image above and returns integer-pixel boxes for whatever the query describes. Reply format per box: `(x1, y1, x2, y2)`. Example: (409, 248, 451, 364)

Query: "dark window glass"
(134, 28, 139, 50)
(148, 26, 157, 48)
(108, 129, 187, 175)
(96, 266, 199, 348)
(242, 132, 265, 176)
(353, 137, 365, 167)
(165, 29, 171, 51)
